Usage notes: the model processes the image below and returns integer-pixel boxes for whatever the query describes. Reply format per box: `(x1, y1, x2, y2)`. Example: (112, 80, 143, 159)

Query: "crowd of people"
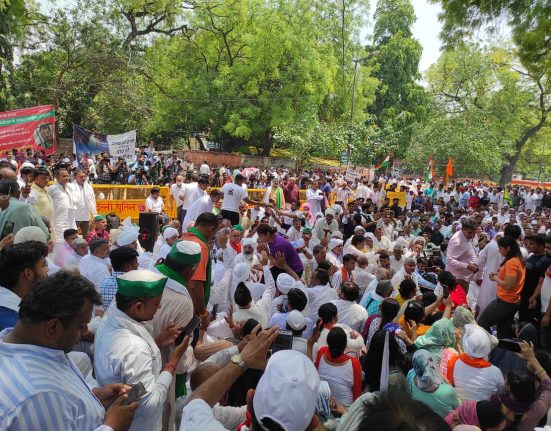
(1, 146, 551, 431)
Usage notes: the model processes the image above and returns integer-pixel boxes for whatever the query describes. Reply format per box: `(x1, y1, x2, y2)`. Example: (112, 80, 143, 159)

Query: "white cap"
(13, 226, 47, 244)
(325, 208, 335, 217)
(276, 273, 295, 294)
(286, 310, 305, 331)
(162, 227, 179, 240)
(232, 262, 251, 284)
(253, 350, 320, 431)
(242, 237, 255, 247)
(117, 230, 139, 246)
(328, 238, 343, 251)
(109, 229, 122, 244)
(463, 324, 491, 359)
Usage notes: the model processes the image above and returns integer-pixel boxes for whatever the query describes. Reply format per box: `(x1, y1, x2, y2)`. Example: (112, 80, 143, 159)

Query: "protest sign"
(74, 124, 136, 163)
(0, 105, 56, 155)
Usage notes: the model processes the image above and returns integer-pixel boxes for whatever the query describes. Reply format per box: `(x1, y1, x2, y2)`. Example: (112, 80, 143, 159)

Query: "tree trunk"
(499, 118, 547, 186)
(261, 130, 273, 157)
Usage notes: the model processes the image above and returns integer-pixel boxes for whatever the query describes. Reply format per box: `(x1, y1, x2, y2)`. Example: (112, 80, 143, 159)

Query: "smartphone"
(498, 338, 522, 353)
(124, 382, 146, 405)
(1, 221, 14, 240)
(272, 330, 293, 353)
(211, 304, 219, 318)
(174, 315, 201, 345)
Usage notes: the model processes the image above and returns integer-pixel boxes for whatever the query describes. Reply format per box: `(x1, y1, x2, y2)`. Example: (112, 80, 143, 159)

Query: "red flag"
(446, 157, 453, 177)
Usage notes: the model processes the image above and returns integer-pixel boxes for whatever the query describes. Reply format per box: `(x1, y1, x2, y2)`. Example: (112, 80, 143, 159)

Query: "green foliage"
(368, 0, 427, 154)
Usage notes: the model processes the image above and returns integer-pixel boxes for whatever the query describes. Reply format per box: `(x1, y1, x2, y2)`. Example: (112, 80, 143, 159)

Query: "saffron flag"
(375, 154, 390, 170)
(446, 157, 453, 177)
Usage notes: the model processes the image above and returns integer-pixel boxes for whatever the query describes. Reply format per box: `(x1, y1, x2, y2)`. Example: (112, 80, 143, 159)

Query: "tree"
(405, 44, 548, 184)
(367, 0, 427, 153)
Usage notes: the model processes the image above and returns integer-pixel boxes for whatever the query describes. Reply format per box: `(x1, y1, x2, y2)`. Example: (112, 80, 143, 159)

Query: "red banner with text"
(0, 105, 56, 156)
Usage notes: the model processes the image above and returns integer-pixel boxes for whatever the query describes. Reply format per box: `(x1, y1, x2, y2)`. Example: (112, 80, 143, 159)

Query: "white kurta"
(306, 188, 324, 215)
(182, 195, 214, 228)
(69, 181, 97, 222)
(94, 304, 172, 431)
(47, 182, 76, 242)
(476, 239, 504, 315)
(78, 254, 111, 289)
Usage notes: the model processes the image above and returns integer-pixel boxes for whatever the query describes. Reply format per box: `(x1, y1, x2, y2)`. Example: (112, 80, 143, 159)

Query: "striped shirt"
(99, 271, 125, 308)
(0, 329, 111, 431)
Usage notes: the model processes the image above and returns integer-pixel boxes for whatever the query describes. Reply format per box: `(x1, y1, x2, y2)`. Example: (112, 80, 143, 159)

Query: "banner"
(0, 105, 56, 155)
(73, 124, 136, 163)
(345, 166, 361, 182)
(386, 191, 407, 207)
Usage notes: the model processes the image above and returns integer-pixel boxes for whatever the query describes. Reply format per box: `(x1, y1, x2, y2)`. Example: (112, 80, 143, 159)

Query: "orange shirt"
(397, 315, 430, 336)
(181, 233, 209, 282)
(496, 257, 526, 303)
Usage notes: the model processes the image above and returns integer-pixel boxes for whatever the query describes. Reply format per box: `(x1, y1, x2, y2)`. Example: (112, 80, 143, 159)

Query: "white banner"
(107, 130, 136, 163)
(345, 166, 361, 182)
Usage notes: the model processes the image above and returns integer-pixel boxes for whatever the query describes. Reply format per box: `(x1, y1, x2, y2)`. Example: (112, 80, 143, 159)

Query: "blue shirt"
(0, 307, 17, 332)
(99, 271, 125, 309)
(0, 328, 109, 430)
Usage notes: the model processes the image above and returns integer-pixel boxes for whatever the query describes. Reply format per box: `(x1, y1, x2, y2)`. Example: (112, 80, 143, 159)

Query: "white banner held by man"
(345, 166, 361, 182)
(107, 130, 136, 163)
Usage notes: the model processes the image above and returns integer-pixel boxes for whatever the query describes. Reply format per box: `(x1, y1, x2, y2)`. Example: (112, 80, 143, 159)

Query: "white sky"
(38, 0, 444, 71)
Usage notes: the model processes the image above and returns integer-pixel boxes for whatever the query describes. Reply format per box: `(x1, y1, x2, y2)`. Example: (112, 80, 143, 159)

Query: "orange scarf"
(229, 240, 241, 254)
(315, 346, 362, 400)
(447, 353, 492, 386)
(341, 266, 354, 283)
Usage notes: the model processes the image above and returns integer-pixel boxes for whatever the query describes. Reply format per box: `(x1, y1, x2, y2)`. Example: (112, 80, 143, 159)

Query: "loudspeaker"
(139, 212, 159, 252)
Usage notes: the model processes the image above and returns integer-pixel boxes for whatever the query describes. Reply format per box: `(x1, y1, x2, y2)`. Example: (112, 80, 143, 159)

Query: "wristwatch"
(230, 354, 247, 371)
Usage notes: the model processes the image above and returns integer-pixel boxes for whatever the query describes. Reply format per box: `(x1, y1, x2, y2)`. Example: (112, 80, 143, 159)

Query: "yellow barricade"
(91, 185, 337, 221)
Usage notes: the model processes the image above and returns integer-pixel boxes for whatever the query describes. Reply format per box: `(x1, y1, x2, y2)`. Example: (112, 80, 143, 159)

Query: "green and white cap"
(167, 240, 202, 265)
(116, 269, 168, 297)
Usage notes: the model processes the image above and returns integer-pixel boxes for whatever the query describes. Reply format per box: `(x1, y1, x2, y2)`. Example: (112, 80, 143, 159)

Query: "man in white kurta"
(152, 240, 202, 431)
(47, 168, 76, 243)
(182, 190, 222, 229)
(69, 170, 97, 237)
(94, 269, 188, 431)
(79, 238, 111, 289)
(476, 235, 504, 315)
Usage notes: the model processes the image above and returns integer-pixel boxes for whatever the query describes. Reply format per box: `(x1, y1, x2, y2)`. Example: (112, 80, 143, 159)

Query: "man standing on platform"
(70, 169, 97, 237)
(220, 174, 265, 225)
(29, 168, 54, 238)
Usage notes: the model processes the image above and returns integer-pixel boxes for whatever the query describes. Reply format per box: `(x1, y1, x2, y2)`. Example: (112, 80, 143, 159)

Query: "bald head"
(0, 167, 17, 181)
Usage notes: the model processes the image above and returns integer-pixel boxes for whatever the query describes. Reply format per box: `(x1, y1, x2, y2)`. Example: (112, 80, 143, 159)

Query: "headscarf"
(336, 392, 380, 431)
(412, 349, 443, 392)
(463, 324, 491, 359)
(414, 318, 455, 363)
(452, 306, 475, 329)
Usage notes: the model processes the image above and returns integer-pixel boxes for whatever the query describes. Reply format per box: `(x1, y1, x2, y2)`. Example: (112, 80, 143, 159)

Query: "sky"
(38, 0, 444, 72)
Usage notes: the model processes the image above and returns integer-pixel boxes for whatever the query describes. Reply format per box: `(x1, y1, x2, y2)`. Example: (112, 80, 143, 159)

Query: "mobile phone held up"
(174, 315, 201, 345)
(497, 338, 522, 353)
(272, 330, 293, 353)
(124, 382, 146, 405)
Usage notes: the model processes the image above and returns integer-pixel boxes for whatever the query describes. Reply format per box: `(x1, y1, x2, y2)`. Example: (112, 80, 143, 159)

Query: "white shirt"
(183, 195, 214, 228)
(541, 267, 551, 313)
(69, 181, 97, 222)
(199, 163, 211, 175)
(390, 255, 405, 273)
(94, 305, 173, 431)
(305, 284, 338, 321)
(476, 239, 504, 314)
(47, 182, 76, 241)
(452, 358, 504, 401)
(232, 266, 276, 329)
(333, 298, 368, 332)
(170, 183, 185, 208)
(180, 182, 202, 210)
(306, 188, 324, 215)
(145, 196, 164, 213)
(78, 254, 111, 289)
(317, 355, 356, 406)
(391, 268, 419, 292)
(220, 183, 248, 212)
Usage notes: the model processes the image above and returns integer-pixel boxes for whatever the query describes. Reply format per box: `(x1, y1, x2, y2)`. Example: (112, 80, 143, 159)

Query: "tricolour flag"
(425, 157, 435, 182)
(374, 154, 390, 170)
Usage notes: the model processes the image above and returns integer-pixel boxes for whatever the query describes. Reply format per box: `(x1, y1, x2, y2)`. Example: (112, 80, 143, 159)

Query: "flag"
(446, 157, 453, 178)
(375, 154, 390, 170)
(425, 157, 435, 182)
